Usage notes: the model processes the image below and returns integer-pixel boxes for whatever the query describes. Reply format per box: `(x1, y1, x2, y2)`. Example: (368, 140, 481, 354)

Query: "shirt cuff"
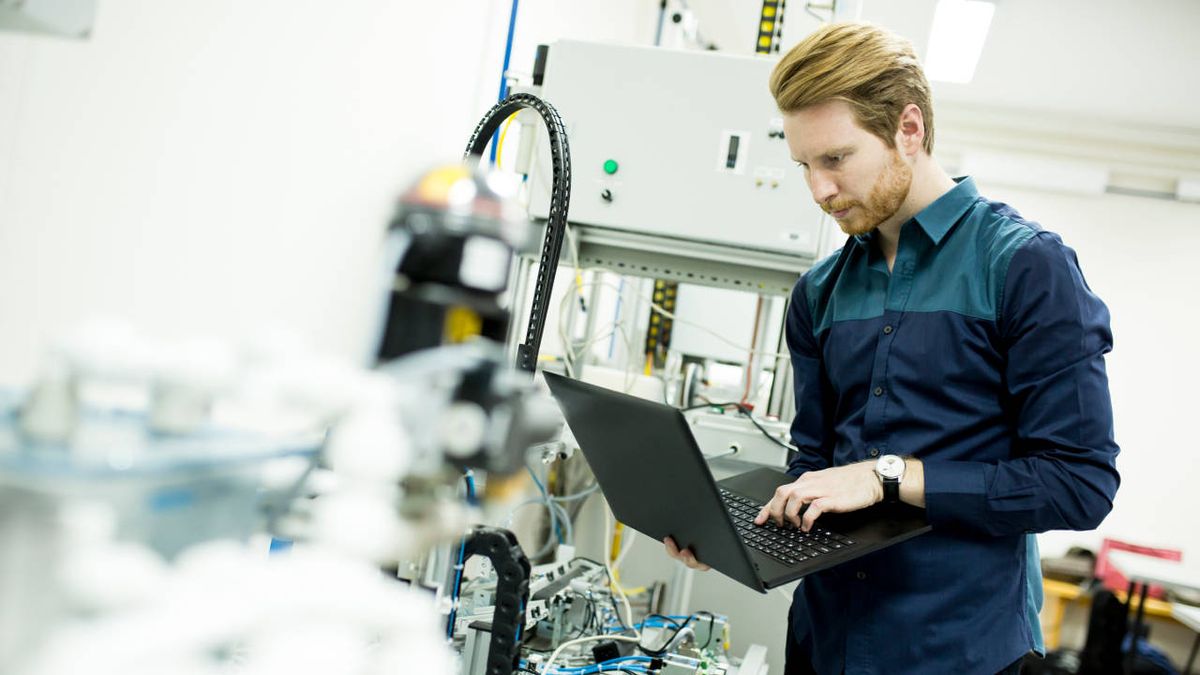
(922, 460, 989, 530)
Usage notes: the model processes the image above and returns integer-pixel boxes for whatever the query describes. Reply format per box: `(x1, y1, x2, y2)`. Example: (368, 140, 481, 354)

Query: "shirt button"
(856, 571, 867, 580)
(873, 386, 884, 397)
(869, 448, 880, 457)
(883, 325, 893, 335)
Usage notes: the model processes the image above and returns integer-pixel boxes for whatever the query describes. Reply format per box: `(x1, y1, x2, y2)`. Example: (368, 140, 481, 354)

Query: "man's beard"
(823, 150, 912, 237)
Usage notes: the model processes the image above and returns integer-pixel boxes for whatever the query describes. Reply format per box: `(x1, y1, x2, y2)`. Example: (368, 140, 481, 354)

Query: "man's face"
(783, 100, 912, 237)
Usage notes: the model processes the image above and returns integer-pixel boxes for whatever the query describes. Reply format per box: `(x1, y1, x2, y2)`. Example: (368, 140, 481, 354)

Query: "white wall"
(0, 1, 488, 382)
(0, 0, 658, 385)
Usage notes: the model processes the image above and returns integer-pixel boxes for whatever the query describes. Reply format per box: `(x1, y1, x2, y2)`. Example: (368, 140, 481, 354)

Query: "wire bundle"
(537, 655, 654, 675)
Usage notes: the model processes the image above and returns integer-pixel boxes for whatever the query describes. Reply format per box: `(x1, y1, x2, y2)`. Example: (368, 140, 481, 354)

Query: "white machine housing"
(529, 40, 831, 295)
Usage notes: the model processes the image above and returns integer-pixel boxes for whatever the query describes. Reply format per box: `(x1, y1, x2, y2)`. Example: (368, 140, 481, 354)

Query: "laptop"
(544, 371, 931, 593)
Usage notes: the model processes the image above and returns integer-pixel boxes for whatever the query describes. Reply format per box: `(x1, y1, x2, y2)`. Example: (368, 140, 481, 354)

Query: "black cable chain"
(464, 93, 573, 373)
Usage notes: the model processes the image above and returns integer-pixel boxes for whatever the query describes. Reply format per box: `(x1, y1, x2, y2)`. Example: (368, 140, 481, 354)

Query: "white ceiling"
(688, 0, 1200, 130)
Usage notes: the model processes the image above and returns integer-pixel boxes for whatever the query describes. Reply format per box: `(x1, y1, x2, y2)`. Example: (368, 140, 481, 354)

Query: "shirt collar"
(850, 176, 979, 249)
(912, 176, 978, 245)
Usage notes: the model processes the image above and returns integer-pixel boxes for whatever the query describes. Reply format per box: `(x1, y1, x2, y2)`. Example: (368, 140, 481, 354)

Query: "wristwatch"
(874, 454, 905, 503)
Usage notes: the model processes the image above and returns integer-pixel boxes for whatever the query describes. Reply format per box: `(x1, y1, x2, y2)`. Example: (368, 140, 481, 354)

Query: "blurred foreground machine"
(0, 160, 562, 674)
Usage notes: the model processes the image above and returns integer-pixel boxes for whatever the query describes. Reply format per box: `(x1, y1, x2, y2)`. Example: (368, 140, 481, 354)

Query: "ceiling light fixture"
(924, 0, 996, 84)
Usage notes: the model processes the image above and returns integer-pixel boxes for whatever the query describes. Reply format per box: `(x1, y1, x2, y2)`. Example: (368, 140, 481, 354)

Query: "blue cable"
(549, 665, 650, 675)
(604, 613, 708, 634)
(463, 470, 478, 506)
(526, 464, 564, 543)
(445, 536, 468, 639)
(516, 598, 526, 641)
(267, 538, 293, 554)
(603, 620, 674, 632)
(556, 657, 651, 667)
(554, 662, 657, 667)
(607, 278, 625, 360)
(497, 0, 519, 102)
(524, 649, 653, 673)
(526, 463, 547, 492)
(489, 0, 520, 165)
(654, 0, 667, 46)
(552, 662, 648, 667)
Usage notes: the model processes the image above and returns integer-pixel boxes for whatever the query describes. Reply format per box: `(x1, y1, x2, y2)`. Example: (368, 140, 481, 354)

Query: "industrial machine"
(452, 555, 769, 675)
(506, 39, 833, 466)
(528, 40, 831, 296)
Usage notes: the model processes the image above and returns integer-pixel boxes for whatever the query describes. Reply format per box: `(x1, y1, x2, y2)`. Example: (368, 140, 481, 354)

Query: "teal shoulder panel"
(806, 200, 1039, 332)
(901, 202, 1038, 321)
(801, 247, 843, 318)
(805, 244, 888, 336)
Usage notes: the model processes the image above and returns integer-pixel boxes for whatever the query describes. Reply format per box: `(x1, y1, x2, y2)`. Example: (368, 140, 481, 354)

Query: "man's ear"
(895, 103, 925, 157)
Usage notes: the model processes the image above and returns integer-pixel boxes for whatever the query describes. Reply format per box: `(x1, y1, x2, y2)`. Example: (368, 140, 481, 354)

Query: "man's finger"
(763, 499, 782, 526)
(801, 498, 825, 532)
(769, 493, 791, 526)
(664, 536, 680, 558)
(783, 492, 808, 527)
(754, 506, 769, 525)
(755, 500, 782, 525)
(765, 485, 794, 525)
(681, 548, 710, 571)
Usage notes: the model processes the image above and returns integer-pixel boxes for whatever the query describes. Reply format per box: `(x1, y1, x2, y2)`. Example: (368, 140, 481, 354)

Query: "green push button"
(603, 159, 619, 175)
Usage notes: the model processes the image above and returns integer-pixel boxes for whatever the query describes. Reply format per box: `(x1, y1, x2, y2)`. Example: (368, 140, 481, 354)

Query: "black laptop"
(544, 371, 931, 593)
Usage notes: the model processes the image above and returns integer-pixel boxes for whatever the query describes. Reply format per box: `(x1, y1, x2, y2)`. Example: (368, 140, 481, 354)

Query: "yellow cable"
(495, 111, 520, 168)
(607, 520, 647, 596)
(610, 521, 624, 565)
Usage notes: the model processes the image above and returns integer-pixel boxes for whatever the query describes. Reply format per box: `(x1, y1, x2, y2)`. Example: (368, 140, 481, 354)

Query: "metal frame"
(563, 223, 820, 297)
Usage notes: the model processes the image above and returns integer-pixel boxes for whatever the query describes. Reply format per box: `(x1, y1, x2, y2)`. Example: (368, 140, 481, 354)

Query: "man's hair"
(769, 22, 935, 155)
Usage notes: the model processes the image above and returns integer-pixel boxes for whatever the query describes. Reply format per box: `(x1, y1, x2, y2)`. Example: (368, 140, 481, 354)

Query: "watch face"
(877, 455, 905, 480)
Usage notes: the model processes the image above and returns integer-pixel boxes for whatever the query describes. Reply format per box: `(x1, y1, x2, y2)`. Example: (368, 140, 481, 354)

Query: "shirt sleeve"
(922, 231, 1121, 535)
(785, 275, 835, 477)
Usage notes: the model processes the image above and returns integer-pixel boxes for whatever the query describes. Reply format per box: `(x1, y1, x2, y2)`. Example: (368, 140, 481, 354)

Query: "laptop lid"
(544, 371, 766, 591)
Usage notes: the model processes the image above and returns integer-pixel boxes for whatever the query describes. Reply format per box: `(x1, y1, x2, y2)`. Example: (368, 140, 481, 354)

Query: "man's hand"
(754, 461, 882, 531)
(663, 536, 710, 571)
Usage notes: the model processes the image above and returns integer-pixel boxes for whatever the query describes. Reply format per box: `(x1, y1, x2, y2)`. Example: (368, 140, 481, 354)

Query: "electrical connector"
(591, 640, 621, 664)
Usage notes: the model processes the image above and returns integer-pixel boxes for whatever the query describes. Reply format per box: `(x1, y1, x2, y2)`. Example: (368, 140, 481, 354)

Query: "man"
(664, 22, 1120, 674)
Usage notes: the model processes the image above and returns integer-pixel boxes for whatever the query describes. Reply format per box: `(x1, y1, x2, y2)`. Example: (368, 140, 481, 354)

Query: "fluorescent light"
(925, 0, 995, 84)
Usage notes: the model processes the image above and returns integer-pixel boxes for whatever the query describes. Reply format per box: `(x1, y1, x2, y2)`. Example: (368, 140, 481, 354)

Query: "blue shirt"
(784, 177, 1119, 675)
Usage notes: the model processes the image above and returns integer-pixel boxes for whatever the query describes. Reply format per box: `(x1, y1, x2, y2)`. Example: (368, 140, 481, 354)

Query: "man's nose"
(808, 171, 837, 206)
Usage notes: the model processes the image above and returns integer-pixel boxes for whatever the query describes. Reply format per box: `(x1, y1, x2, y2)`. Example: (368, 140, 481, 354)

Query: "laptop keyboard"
(719, 488, 857, 566)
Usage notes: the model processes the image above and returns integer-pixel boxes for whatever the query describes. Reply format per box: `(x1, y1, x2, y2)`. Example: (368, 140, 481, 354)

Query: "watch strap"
(881, 477, 900, 502)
